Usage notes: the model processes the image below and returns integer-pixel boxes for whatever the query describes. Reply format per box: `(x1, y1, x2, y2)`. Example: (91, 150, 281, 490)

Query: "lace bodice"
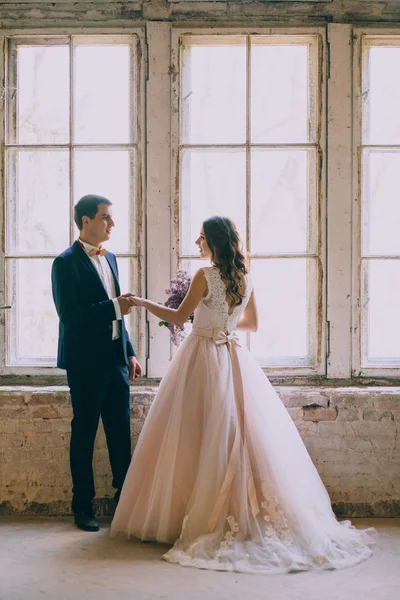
(192, 267, 252, 332)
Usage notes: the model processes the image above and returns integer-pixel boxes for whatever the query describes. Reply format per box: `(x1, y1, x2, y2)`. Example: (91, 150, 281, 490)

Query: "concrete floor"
(0, 518, 399, 600)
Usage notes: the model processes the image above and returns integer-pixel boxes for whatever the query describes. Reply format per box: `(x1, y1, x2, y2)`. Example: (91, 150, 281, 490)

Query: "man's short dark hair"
(74, 195, 112, 230)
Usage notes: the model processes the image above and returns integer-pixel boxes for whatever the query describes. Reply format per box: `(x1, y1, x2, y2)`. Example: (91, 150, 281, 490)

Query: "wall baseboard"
(1, 499, 399, 518)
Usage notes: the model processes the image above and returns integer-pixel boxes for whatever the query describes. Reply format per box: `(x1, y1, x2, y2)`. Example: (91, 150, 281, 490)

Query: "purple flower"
(159, 270, 193, 347)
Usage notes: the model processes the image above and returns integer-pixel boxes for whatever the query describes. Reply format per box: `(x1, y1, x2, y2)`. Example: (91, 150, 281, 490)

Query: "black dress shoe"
(74, 511, 100, 532)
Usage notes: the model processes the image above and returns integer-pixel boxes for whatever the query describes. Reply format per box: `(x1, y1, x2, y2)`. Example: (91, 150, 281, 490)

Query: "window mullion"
(0, 34, 6, 374)
(146, 22, 173, 378)
(326, 23, 353, 379)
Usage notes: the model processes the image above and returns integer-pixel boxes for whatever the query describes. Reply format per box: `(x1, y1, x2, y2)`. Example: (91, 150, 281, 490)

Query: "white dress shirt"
(79, 239, 121, 340)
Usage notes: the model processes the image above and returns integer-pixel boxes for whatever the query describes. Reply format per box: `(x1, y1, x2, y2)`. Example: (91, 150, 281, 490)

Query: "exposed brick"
(27, 392, 70, 407)
(303, 407, 337, 422)
(0, 407, 32, 419)
(32, 406, 62, 419)
(0, 394, 26, 407)
(53, 421, 71, 433)
(131, 405, 144, 419)
(343, 421, 396, 438)
(338, 474, 379, 490)
(337, 409, 361, 422)
(278, 388, 329, 408)
(315, 450, 350, 463)
(51, 449, 69, 464)
(305, 437, 346, 452)
(329, 389, 378, 410)
(392, 410, 400, 422)
(27, 449, 54, 461)
(0, 435, 25, 450)
(142, 405, 151, 418)
(346, 437, 375, 452)
(286, 407, 303, 420)
(372, 395, 400, 411)
(16, 420, 54, 433)
(133, 421, 144, 436)
(25, 432, 69, 450)
(3, 449, 30, 462)
(1, 384, 400, 516)
(363, 410, 394, 422)
(0, 421, 17, 434)
(295, 421, 319, 436)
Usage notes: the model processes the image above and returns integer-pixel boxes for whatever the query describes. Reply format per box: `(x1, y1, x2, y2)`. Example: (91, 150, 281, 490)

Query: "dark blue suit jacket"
(51, 241, 135, 372)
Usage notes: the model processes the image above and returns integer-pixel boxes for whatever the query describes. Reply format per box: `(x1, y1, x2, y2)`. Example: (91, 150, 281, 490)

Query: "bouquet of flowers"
(159, 270, 193, 347)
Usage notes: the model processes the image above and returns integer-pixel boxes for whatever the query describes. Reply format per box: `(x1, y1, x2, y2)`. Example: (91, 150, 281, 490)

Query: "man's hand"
(128, 356, 143, 381)
(117, 294, 136, 315)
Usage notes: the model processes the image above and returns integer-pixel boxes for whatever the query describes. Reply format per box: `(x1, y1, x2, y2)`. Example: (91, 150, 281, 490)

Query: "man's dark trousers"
(67, 340, 131, 513)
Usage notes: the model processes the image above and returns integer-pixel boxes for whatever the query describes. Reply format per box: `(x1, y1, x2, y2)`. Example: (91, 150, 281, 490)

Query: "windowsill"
(1, 375, 400, 388)
(0, 375, 161, 388)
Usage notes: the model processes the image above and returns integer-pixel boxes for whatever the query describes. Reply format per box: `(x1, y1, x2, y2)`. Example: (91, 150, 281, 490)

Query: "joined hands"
(117, 293, 142, 315)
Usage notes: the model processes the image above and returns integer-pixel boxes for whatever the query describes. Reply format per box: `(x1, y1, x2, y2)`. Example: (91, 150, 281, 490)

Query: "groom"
(51, 194, 142, 532)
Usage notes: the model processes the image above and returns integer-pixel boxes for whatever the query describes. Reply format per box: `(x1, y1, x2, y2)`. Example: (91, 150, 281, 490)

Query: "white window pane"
(74, 150, 135, 253)
(181, 39, 246, 144)
(6, 259, 58, 365)
(179, 258, 213, 277)
(74, 44, 132, 144)
(362, 150, 400, 256)
(251, 43, 310, 144)
(180, 149, 246, 256)
(17, 46, 69, 144)
(6, 150, 70, 255)
(250, 258, 317, 366)
(251, 149, 315, 254)
(363, 260, 400, 363)
(364, 47, 400, 145)
(116, 258, 137, 346)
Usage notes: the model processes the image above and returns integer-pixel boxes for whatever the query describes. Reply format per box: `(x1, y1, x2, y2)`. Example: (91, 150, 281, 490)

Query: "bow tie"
(88, 248, 106, 257)
(78, 240, 106, 257)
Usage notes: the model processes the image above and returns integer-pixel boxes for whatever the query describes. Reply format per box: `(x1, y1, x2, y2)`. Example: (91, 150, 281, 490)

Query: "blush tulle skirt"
(110, 328, 375, 573)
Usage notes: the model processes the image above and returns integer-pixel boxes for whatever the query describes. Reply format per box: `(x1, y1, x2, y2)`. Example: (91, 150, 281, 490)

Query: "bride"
(110, 216, 375, 573)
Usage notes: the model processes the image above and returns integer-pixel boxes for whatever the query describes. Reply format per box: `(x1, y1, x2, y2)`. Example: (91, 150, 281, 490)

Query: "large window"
(2, 35, 142, 371)
(356, 34, 400, 375)
(174, 34, 324, 373)
(2, 25, 400, 380)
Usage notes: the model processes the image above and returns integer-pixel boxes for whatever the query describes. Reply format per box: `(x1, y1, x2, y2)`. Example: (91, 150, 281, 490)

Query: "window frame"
(352, 28, 400, 378)
(2, 24, 398, 382)
(0, 28, 146, 376)
(168, 26, 327, 378)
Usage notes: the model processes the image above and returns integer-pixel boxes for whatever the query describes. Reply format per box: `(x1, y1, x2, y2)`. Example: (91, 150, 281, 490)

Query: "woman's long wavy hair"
(202, 216, 248, 310)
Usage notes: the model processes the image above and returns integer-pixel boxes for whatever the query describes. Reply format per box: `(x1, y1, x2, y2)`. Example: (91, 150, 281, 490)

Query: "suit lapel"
(105, 253, 120, 296)
(73, 241, 108, 296)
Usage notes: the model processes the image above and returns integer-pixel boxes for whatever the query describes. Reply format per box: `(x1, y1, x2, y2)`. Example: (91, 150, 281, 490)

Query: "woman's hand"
(120, 292, 142, 307)
(126, 270, 206, 327)
(129, 294, 144, 307)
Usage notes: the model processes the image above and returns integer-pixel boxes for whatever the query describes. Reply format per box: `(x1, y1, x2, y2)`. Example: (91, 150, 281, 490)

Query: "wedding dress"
(111, 266, 375, 573)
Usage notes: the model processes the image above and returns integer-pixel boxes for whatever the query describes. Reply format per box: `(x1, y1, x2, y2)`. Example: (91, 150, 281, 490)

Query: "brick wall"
(0, 386, 399, 517)
(1, 0, 400, 519)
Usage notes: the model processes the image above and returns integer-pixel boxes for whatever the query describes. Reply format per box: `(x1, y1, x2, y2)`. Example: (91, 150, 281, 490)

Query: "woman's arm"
(236, 290, 258, 332)
(132, 269, 207, 328)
